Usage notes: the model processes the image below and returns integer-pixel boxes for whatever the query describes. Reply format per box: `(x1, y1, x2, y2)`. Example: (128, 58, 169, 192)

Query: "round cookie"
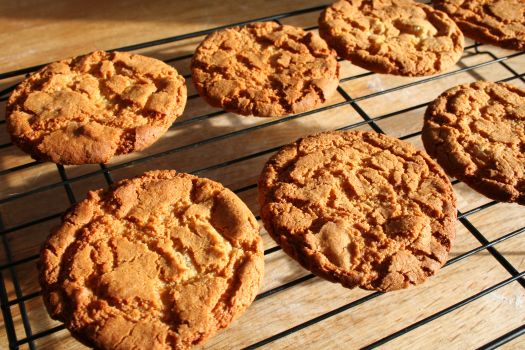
(434, 0, 525, 51)
(39, 170, 264, 350)
(6, 51, 187, 165)
(191, 22, 340, 117)
(423, 81, 525, 204)
(258, 131, 456, 292)
(318, 0, 465, 76)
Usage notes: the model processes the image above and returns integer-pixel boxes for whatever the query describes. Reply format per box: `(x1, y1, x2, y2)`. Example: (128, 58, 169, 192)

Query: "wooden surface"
(1, 1, 525, 349)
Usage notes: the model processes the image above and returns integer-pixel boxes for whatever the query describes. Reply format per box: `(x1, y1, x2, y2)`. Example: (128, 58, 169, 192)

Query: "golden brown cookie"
(319, 0, 464, 76)
(423, 81, 525, 204)
(191, 22, 340, 117)
(6, 51, 187, 165)
(39, 170, 264, 350)
(434, 0, 525, 51)
(258, 131, 456, 292)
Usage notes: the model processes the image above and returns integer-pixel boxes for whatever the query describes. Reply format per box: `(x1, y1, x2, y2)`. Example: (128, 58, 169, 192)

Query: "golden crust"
(319, 0, 464, 76)
(191, 22, 340, 117)
(258, 130, 456, 292)
(6, 51, 187, 165)
(39, 170, 264, 350)
(423, 81, 525, 204)
(434, 0, 525, 51)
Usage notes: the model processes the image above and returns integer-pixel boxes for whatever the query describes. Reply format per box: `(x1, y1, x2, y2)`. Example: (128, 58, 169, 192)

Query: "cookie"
(258, 131, 456, 292)
(434, 0, 525, 51)
(319, 0, 464, 76)
(6, 50, 187, 165)
(423, 81, 525, 204)
(191, 22, 340, 117)
(39, 170, 264, 349)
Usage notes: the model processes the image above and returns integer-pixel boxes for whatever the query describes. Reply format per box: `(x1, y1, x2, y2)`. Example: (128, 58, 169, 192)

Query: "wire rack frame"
(0, 2, 524, 350)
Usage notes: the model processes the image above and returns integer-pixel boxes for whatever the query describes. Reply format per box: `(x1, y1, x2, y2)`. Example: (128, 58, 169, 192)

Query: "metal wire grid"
(0, 3, 524, 349)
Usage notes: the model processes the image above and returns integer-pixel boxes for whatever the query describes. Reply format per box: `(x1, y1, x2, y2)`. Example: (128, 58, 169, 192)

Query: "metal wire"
(0, 3, 524, 349)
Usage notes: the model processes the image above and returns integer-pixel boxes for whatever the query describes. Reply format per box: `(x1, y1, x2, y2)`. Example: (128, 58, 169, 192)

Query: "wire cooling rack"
(1, 2, 525, 349)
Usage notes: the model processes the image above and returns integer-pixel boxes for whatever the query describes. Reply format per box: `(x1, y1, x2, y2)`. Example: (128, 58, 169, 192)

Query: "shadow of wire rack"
(1, 2, 525, 350)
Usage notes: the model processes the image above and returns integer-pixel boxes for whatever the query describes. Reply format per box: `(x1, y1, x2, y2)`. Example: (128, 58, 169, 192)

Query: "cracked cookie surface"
(6, 51, 187, 165)
(39, 170, 264, 350)
(191, 22, 340, 117)
(258, 131, 456, 291)
(423, 81, 525, 204)
(319, 0, 464, 76)
(434, 0, 525, 51)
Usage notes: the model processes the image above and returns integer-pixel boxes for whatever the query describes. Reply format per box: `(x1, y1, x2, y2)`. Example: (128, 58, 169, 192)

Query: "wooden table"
(1, 1, 524, 349)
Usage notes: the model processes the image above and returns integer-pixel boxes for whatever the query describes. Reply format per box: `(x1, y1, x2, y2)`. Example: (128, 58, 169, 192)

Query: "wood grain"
(0, 1, 524, 349)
